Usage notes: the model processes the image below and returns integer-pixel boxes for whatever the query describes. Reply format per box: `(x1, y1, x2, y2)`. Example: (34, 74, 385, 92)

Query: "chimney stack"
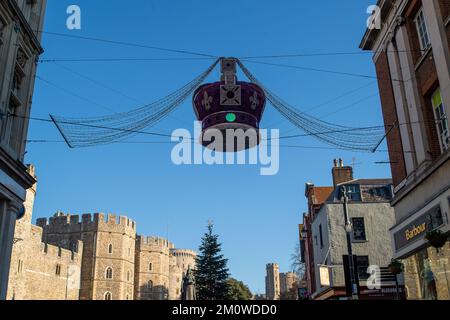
(332, 158, 353, 187)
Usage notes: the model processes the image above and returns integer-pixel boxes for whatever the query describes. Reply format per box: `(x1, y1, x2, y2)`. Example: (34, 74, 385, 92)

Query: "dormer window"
(343, 185, 361, 202)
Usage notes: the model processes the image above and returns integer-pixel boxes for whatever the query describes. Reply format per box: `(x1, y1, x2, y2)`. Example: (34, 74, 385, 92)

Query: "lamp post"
(341, 186, 359, 300)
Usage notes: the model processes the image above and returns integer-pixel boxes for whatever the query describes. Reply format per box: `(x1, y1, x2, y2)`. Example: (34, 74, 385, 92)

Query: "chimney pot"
(332, 158, 353, 187)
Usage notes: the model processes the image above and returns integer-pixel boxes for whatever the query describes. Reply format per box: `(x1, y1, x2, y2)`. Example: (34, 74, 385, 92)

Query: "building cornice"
(0, 147, 36, 191)
(6, 0, 44, 54)
(391, 150, 450, 206)
(360, 0, 395, 50)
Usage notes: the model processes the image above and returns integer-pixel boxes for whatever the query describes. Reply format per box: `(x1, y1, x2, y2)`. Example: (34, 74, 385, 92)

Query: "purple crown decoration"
(193, 58, 266, 151)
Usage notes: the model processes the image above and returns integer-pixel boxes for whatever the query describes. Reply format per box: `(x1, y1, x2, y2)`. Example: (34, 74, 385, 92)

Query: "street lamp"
(341, 186, 359, 300)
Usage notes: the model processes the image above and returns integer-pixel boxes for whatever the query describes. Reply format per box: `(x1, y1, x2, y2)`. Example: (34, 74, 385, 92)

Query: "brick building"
(361, 0, 450, 299)
(301, 184, 333, 296)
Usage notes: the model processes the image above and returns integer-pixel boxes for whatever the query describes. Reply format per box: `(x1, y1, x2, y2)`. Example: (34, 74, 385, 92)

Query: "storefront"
(391, 198, 450, 300)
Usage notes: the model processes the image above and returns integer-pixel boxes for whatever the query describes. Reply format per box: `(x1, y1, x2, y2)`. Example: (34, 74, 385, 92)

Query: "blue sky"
(27, 0, 389, 294)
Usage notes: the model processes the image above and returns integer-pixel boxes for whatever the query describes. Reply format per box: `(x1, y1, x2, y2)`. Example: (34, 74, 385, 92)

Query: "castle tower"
(169, 249, 197, 300)
(265, 263, 280, 300)
(37, 213, 136, 300)
(134, 236, 173, 300)
(279, 272, 298, 296)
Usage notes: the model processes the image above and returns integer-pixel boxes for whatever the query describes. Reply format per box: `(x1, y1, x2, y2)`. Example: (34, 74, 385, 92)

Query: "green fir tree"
(195, 222, 230, 300)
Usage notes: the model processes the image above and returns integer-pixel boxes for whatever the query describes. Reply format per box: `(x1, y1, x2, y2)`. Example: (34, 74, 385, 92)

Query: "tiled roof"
(312, 187, 334, 204)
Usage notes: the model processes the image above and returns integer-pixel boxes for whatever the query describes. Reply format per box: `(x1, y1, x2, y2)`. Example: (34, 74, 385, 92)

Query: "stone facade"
(134, 236, 172, 300)
(6, 166, 83, 300)
(6, 170, 196, 300)
(303, 160, 403, 300)
(312, 202, 396, 295)
(279, 272, 298, 296)
(265, 263, 280, 300)
(0, 0, 46, 299)
(169, 249, 197, 300)
(37, 213, 137, 301)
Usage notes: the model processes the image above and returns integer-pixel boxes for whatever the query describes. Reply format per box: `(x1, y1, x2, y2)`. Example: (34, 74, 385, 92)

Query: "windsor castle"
(6, 166, 196, 300)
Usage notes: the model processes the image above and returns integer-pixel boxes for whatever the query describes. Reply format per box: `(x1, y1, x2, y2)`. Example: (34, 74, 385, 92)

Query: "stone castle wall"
(134, 236, 173, 300)
(265, 263, 280, 300)
(6, 166, 83, 300)
(169, 249, 197, 300)
(7, 169, 195, 301)
(7, 225, 83, 300)
(37, 213, 136, 300)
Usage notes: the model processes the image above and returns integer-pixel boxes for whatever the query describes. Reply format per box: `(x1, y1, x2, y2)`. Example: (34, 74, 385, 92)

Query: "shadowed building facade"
(0, 0, 46, 300)
(361, 0, 450, 300)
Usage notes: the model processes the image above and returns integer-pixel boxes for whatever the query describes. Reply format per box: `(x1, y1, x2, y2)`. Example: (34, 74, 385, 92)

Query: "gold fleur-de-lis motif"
(250, 91, 259, 110)
(201, 91, 213, 111)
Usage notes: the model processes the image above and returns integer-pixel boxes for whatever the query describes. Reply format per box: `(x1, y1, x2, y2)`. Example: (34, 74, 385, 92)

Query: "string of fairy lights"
(24, 30, 433, 153)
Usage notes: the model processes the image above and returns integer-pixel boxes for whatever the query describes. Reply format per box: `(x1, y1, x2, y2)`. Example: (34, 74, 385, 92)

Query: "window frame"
(355, 256, 370, 280)
(319, 224, 324, 249)
(104, 292, 112, 300)
(415, 9, 431, 51)
(351, 217, 367, 242)
(105, 267, 113, 279)
(345, 184, 361, 202)
(431, 88, 449, 153)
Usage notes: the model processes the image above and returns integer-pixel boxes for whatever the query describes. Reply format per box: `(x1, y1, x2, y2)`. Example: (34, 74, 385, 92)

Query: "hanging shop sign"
(319, 266, 331, 287)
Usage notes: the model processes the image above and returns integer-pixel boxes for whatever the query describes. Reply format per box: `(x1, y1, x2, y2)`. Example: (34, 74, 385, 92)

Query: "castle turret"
(169, 249, 197, 300)
(134, 236, 173, 300)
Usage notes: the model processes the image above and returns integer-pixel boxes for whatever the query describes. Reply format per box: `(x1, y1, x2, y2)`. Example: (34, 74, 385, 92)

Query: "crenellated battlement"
(136, 235, 174, 252)
(170, 248, 197, 258)
(29, 225, 83, 262)
(40, 240, 84, 262)
(36, 212, 136, 235)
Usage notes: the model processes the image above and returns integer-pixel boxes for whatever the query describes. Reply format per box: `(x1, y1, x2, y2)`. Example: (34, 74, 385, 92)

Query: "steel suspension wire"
(237, 60, 388, 152)
(50, 59, 219, 148)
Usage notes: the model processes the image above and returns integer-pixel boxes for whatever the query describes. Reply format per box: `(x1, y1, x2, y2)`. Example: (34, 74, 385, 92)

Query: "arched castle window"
(104, 292, 112, 300)
(108, 244, 113, 254)
(149, 263, 152, 271)
(105, 267, 113, 279)
(147, 280, 153, 290)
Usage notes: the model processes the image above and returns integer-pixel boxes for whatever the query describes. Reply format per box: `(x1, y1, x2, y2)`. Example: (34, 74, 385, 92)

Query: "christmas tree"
(195, 222, 230, 300)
